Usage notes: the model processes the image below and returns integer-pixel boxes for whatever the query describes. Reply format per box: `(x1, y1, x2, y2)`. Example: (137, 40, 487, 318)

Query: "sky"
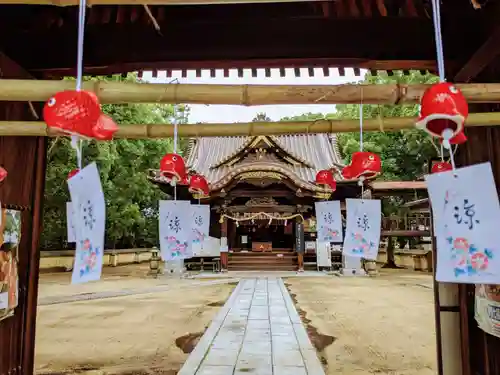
(142, 68, 365, 123)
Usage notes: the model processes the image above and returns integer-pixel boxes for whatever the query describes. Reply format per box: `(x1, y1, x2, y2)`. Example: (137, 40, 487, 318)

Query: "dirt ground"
(35, 265, 235, 375)
(285, 269, 436, 375)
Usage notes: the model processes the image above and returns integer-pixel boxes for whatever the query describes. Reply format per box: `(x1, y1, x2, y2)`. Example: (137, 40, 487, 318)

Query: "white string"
(442, 129, 457, 176)
(173, 104, 179, 154)
(359, 103, 364, 151)
(358, 93, 365, 202)
(71, 135, 83, 170)
(72, 0, 87, 170)
(171, 104, 179, 200)
(431, 0, 445, 82)
(431, 0, 459, 176)
(75, 0, 87, 91)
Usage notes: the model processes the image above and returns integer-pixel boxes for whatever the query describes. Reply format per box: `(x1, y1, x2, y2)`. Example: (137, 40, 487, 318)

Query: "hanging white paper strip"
(191, 205, 210, 244)
(66, 202, 76, 243)
(67, 163, 106, 285)
(342, 199, 381, 260)
(159, 200, 193, 261)
(315, 201, 343, 243)
(426, 162, 500, 284)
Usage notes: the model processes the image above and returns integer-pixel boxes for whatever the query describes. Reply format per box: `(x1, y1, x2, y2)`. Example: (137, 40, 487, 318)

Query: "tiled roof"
(184, 134, 344, 189)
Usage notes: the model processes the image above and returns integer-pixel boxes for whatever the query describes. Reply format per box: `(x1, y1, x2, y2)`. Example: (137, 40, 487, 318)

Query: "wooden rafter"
(2, 112, 500, 138)
(0, 14, 476, 76)
(454, 25, 500, 82)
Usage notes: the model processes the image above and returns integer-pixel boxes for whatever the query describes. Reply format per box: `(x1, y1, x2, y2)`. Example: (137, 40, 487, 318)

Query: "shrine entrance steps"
(177, 278, 325, 375)
(228, 249, 297, 271)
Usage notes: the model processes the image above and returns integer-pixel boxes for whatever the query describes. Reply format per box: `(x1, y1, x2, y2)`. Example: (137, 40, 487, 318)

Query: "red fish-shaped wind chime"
(160, 153, 187, 184)
(414, 0, 470, 176)
(68, 169, 80, 179)
(159, 153, 210, 199)
(189, 174, 210, 198)
(342, 151, 381, 180)
(315, 170, 337, 191)
(431, 161, 453, 174)
(43, 90, 119, 141)
(416, 82, 469, 140)
(0, 166, 7, 183)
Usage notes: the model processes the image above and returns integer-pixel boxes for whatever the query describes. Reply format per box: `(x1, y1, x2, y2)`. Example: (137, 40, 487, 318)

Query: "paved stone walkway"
(178, 278, 325, 375)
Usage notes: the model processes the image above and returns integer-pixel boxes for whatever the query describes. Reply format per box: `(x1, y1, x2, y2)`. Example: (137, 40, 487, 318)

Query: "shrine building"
(149, 133, 363, 271)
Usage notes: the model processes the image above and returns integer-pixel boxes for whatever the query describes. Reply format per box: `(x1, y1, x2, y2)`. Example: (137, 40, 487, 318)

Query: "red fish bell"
(43, 90, 102, 138)
(341, 165, 354, 180)
(189, 174, 210, 197)
(416, 83, 469, 139)
(92, 114, 119, 140)
(67, 169, 80, 179)
(315, 170, 337, 191)
(349, 152, 381, 179)
(178, 174, 191, 186)
(160, 153, 187, 183)
(431, 161, 453, 174)
(0, 167, 8, 183)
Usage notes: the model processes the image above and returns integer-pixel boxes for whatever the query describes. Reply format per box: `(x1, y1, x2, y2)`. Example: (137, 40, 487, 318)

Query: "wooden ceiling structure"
(0, 0, 495, 80)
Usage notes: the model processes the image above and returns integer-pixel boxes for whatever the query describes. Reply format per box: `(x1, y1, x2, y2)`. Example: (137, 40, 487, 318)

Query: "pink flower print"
(83, 239, 91, 250)
(453, 238, 469, 250)
(87, 252, 97, 269)
(471, 252, 489, 271)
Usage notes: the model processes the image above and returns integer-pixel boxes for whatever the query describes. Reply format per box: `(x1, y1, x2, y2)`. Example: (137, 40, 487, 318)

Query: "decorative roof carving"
(245, 197, 279, 206)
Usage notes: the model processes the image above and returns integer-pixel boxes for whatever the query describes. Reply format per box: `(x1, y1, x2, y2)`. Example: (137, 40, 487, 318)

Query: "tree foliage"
(335, 71, 439, 181)
(41, 74, 189, 250)
(279, 71, 439, 181)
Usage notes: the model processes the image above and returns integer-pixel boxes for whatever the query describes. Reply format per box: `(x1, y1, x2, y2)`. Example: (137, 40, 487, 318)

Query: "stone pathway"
(178, 278, 325, 375)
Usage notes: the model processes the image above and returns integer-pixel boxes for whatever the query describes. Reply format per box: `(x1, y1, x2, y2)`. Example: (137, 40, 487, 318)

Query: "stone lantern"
(149, 246, 161, 278)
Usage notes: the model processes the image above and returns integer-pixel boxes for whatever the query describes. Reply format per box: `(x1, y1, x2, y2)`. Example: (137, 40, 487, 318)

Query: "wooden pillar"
(452, 111, 500, 375)
(295, 221, 305, 271)
(428, 157, 463, 375)
(220, 217, 228, 271)
(0, 53, 47, 375)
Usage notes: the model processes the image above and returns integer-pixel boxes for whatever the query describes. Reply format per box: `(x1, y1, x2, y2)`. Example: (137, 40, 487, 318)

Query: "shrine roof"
(182, 134, 343, 190)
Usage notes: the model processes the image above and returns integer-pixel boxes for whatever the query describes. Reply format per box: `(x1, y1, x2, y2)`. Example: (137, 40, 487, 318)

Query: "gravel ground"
(35, 266, 235, 375)
(285, 269, 437, 375)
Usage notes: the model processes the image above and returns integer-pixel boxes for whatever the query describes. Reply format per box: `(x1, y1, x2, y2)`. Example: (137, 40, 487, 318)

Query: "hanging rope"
(71, 0, 88, 171)
(430, 0, 457, 174)
(220, 212, 304, 224)
(171, 102, 179, 199)
(359, 89, 365, 199)
(431, 0, 445, 83)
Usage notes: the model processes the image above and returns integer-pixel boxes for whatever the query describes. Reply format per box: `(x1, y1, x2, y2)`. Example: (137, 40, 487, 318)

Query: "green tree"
(41, 74, 189, 250)
(335, 71, 439, 181)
